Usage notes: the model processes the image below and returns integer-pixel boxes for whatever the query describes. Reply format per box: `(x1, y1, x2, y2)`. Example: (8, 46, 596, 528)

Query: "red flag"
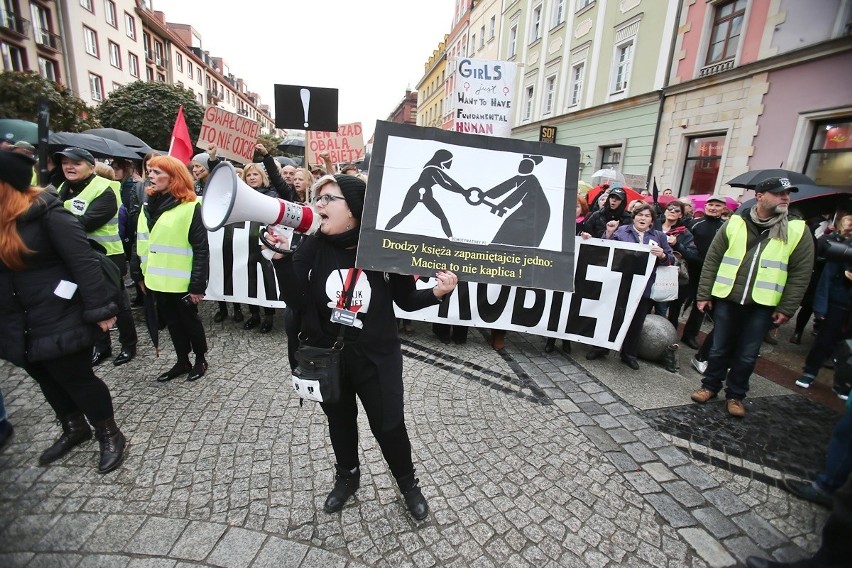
(168, 105, 193, 164)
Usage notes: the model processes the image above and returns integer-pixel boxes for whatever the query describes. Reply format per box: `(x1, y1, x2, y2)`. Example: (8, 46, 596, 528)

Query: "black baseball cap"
(55, 147, 96, 165)
(754, 177, 799, 194)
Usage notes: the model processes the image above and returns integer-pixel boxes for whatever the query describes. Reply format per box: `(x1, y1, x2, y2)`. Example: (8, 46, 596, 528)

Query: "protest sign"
(204, 234, 654, 351)
(453, 58, 517, 137)
(305, 122, 365, 166)
(358, 121, 579, 292)
(196, 105, 260, 164)
(274, 84, 338, 132)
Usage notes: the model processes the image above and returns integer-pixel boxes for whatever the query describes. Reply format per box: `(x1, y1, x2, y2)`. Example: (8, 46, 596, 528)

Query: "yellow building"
(415, 35, 449, 129)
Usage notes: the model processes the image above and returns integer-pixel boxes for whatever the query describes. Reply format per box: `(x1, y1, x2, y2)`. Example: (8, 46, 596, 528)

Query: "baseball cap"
(706, 194, 727, 204)
(608, 186, 627, 200)
(754, 177, 799, 194)
(13, 140, 36, 153)
(56, 147, 96, 165)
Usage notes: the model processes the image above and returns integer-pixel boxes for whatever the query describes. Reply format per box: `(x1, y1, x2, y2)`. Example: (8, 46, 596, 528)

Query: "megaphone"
(201, 161, 319, 234)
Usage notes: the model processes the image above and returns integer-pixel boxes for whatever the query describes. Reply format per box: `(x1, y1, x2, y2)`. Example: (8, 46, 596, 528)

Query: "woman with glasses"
(655, 201, 699, 329)
(269, 174, 458, 521)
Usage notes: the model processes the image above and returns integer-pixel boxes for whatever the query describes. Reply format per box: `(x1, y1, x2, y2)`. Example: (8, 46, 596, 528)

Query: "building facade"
(387, 88, 418, 125)
(415, 35, 449, 129)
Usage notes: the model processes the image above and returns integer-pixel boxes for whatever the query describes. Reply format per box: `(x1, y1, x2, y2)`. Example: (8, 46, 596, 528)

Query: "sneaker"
(832, 385, 850, 401)
(691, 357, 708, 374)
(727, 399, 746, 417)
(690, 388, 717, 403)
(795, 375, 816, 388)
(784, 479, 833, 509)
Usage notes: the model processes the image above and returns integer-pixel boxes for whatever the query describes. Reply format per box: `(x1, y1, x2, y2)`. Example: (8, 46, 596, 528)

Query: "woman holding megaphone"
(266, 174, 458, 521)
(131, 155, 210, 382)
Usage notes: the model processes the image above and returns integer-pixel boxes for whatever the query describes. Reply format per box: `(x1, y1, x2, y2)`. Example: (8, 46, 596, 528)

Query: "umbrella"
(274, 155, 301, 167)
(277, 137, 305, 156)
(737, 185, 852, 216)
(0, 118, 41, 144)
(577, 180, 594, 196)
(49, 132, 140, 160)
(642, 194, 677, 208)
(726, 169, 816, 189)
(83, 127, 153, 154)
(142, 292, 163, 357)
(586, 183, 642, 205)
(690, 193, 739, 212)
(591, 168, 625, 186)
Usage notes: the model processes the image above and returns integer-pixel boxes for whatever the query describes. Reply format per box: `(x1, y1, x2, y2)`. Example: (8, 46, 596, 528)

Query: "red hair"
(576, 194, 589, 218)
(0, 182, 41, 270)
(147, 155, 197, 203)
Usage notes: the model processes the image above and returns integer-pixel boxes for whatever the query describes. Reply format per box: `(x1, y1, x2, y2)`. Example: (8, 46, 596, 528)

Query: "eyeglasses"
(312, 194, 346, 205)
(666, 206, 682, 212)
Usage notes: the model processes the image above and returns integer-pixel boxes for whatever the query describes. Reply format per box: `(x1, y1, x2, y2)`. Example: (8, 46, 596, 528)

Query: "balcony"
(145, 50, 153, 63)
(0, 12, 30, 38)
(699, 58, 736, 78)
(35, 28, 62, 52)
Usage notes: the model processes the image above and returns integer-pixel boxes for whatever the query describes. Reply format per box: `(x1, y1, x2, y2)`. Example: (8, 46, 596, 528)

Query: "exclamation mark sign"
(300, 88, 310, 128)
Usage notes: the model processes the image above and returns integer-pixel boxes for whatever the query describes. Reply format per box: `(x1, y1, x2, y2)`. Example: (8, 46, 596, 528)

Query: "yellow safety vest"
(61, 175, 123, 255)
(711, 215, 806, 306)
(137, 200, 199, 293)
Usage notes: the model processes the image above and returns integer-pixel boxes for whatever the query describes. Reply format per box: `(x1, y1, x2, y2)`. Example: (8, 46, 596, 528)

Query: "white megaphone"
(201, 161, 319, 234)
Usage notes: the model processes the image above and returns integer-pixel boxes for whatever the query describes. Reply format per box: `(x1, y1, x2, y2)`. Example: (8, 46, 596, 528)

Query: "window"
(143, 32, 151, 61)
(108, 40, 121, 68)
(80, 0, 94, 13)
(197, 93, 203, 105)
(600, 145, 622, 170)
(128, 52, 139, 77)
(577, 0, 594, 10)
(30, 3, 53, 48)
(187, 61, 193, 78)
(509, 24, 518, 56)
(470, 34, 476, 55)
(489, 15, 496, 39)
(154, 41, 163, 66)
(543, 75, 556, 115)
(569, 62, 584, 106)
(38, 56, 57, 81)
(145, 67, 153, 81)
(196, 68, 202, 85)
(176, 53, 183, 72)
(706, 0, 746, 65)
(124, 13, 135, 40)
(531, 4, 542, 41)
(680, 135, 725, 195)
(1, 42, 27, 71)
(157, 73, 165, 82)
(612, 41, 633, 92)
(553, 0, 565, 26)
(104, 0, 117, 28)
(89, 72, 104, 101)
(83, 26, 98, 57)
(480, 25, 485, 48)
(804, 118, 852, 188)
(112, 82, 121, 92)
(524, 85, 534, 121)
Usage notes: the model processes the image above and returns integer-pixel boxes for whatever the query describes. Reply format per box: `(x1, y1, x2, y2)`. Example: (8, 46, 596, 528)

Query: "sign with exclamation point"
(274, 84, 339, 132)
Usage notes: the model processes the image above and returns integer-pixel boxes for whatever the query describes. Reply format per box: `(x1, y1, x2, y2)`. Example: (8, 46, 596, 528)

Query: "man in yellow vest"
(56, 147, 138, 367)
(690, 177, 814, 417)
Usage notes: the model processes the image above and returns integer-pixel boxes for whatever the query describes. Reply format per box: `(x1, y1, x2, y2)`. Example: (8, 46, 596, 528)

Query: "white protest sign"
(196, 105, 261, 164)
(305, 122, 365, 166)
(453, 58, 517, 137)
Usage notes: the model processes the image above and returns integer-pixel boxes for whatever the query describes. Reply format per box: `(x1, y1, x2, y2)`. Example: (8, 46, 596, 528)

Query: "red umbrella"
(690, 193, 738, 212)
(642, 194, 677, 207)
(586, 184, 642, 205)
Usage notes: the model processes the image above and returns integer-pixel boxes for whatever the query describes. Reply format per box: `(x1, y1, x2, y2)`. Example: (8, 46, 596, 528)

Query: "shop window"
(680, 134, 725, 195)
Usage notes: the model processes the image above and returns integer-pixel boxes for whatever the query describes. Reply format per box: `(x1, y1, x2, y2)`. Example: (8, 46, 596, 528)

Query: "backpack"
(94, 250, 123, 307)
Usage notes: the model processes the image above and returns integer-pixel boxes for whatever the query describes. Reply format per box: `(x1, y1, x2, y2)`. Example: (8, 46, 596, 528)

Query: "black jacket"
(0, 191, 118, 366)
(687, 215, 726, 258)
(262, 155, 297, 201)
(130, 192, 210, 294)
(583, 203, 632, 238)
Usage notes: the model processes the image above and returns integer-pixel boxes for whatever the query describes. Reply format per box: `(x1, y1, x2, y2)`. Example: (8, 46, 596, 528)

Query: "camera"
(821, 238, 852, 264)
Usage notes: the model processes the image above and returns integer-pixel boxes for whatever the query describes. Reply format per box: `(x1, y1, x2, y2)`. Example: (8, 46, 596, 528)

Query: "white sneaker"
(691, 357, 707, 374)
(795, 375, 815, 388)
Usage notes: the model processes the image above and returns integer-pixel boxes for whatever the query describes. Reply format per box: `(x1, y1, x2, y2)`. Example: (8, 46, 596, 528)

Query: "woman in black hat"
(269, 174, 458, 521)
(0, 150, 126, 473)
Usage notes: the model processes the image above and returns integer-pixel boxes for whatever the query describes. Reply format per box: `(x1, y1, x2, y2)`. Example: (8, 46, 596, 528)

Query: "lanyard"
(336, 268, 362, 310)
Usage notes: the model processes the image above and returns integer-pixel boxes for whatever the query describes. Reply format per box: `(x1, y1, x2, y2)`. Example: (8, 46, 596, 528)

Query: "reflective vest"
(61, 175, 123, 255)
(137, 200, 199, 293)
(711, 215, 807, 306)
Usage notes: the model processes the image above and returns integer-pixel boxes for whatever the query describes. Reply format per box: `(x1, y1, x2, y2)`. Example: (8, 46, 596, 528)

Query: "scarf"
(749, 206, 789, 243)
(316, 226, 360, 249)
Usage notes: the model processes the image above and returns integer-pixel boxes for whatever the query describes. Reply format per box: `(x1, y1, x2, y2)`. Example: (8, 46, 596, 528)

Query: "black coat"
(0, 190, 118, 366)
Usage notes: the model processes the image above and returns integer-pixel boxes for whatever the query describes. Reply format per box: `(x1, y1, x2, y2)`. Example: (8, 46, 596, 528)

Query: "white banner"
(205, 232, 655, 350)
(452, 58, 516, 137)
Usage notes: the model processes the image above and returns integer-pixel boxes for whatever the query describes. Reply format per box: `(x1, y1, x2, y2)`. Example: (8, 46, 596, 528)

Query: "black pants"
(283, 307, 301, 371)
(320, 345, 414, 479)
(95, 253, 138, 353)
(622, 297, 654, 359)
(156, 291, 207, 360)
(25, 348, 115, 423)
(248, 305, 275, 317)
(810, 472, 852, 566)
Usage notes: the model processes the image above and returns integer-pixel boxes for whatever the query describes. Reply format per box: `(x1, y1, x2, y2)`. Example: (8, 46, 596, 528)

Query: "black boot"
(544, 338, 555, 353)
(664, 343, 680, 373)
(323, 465, 360, 513)
(39, 412, 92, 465)
(396, 471, 429, 521)
(93, 417, 126, 474)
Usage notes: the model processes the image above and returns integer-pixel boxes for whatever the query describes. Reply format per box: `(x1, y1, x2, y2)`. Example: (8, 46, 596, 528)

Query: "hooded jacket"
(0, 190, 118, 366)
(583, 195, 632, 238)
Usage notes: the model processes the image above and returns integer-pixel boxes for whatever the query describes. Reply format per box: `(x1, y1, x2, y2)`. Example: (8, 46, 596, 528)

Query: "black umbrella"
(737, 185, 852, 216)
(142, 292, 165, 357)
(0, 118, 41, 144)
(49, 132, 140, 160)
(83, 127, 153, 154)
(274, 155, 302, 167)
(726, 169, 816, 189)
(277, 137, 305, 156)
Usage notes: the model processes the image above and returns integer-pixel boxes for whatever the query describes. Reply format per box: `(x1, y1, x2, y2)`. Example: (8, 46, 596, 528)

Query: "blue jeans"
(702, 300, 775, 400)
(0, 386, 6, 422)
(816, 409, 852, 493)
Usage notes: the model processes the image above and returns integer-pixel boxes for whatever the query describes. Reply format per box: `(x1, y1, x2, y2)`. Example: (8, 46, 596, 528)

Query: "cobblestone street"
(0, 306, 833, 567)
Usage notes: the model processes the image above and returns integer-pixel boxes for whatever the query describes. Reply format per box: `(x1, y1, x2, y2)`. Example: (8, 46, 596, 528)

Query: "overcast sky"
(156, 0, 457, 140)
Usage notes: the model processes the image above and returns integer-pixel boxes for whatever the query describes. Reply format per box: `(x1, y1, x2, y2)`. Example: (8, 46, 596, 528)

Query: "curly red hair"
(146, 155, 197, 203)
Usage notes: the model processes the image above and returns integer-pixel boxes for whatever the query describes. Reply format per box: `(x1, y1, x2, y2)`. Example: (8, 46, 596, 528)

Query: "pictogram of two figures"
(384, 150, 550, 247)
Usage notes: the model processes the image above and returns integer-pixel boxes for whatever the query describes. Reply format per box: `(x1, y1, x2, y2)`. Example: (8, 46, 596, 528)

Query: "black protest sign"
(274, 84, 338, 132)
(357, 121, 580, 292)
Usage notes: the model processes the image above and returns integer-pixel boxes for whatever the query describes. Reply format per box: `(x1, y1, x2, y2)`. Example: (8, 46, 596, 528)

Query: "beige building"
(415, 35, 449, 129)
(468, 0, 502, 61)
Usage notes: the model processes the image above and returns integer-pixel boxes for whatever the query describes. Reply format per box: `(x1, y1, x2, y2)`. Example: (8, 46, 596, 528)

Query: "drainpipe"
(55, 2, 74, 93)
(645, 0, 686, 189)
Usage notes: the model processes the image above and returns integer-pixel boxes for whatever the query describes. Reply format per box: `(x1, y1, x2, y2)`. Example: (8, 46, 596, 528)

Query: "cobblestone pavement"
(0, 307, 829, 567)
